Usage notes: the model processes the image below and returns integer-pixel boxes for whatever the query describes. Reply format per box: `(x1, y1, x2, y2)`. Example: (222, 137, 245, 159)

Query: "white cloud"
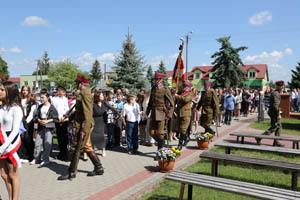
(244, 48, 293, 81)
(146, 53, 179, 69)
(0, 47, 22, 54)
(249, 11, 272, 25)
(22, 16, 48, 27)
(7, 59, 37, 76)
(76, 52, 94, 67)
(285, 48, 293, 55)
(97, 53, 115, 63)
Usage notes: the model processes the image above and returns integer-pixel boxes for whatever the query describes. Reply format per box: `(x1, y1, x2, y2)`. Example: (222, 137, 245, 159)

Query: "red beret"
(76, 75, 90, 83)
(276, 80, 284, 86)
(204, 82, 211, 86)
(154, 73, 164, 79)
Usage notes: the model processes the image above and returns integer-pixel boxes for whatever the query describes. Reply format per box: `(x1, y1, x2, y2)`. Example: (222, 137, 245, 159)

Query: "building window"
(249, 72, 256, 78)
(195, 73, 200, 79)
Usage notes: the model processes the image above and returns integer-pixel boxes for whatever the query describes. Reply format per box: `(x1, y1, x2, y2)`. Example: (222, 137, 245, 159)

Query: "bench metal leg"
(179, 183, 185, 200)
(225, 147, 231, 154)
(255, 138, 261, 145)
(293, 142, 296, 149)
(297, 142, 299, 150)
(188, 184, 193, 200)
(241, 136, 244, 144)
(212, 160, 218, 176)
(236, 136, 240, 143)
(292, 172, 299, 191)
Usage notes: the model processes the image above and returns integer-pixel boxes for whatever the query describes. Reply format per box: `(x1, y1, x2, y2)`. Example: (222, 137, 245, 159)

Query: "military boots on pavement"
(86, 151, 104, 176)
(177, 133, 185, 150)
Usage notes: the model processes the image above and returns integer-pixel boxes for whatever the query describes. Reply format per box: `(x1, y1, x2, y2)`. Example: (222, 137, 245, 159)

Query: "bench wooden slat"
(167, 171, 300, 200)
(215, 142, 300, 155)
(230, 132, 300, 142)
(171, 170, 300, 197)
(200, 152, 300, 171)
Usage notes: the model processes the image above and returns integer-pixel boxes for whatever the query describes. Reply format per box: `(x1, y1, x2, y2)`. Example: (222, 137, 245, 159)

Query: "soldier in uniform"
(263, 80, 284, 146)
(58, 73, 104, 181)
(174, 81, 194, 150)
(197, 82, 219, 134)
(146, 72, 174, 151)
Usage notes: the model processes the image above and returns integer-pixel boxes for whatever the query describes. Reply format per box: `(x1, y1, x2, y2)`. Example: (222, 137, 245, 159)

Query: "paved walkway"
(0, 114, 262, 200)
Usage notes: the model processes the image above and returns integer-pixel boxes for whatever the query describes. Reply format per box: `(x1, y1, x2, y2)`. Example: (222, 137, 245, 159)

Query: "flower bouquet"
(195, 132, 214, 150)
(156, 147, 181, 172)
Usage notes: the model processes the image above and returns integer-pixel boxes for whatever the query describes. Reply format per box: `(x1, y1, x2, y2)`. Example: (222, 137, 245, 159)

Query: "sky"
(1, 0, 300, 82)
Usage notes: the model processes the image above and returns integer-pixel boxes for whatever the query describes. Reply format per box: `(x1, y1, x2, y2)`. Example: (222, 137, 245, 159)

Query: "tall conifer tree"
(110, 31, 145, 92)
(211, 36, 247, 88)
(157, 60, 168, 87)
(288, 61, 300, 89)
(90, 60, 102, 87)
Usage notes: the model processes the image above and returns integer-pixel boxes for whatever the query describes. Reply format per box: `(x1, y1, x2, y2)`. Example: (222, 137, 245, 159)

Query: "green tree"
(288, 61, 300, 89)
(211, 36, 247, 88)
(90, 60, 102, 87)
(32, 51, 51, 75)
(0, 56, 9, 79)
(157, 60, 168, 87)
(268, 80, 276, 88)
(110, 32, 146, 92)
(146, 65, 153, 82)
(47, 61, 81, 90)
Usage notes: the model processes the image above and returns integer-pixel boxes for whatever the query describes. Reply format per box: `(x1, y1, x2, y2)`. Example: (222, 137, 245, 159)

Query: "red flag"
(172, 54, 184, 83)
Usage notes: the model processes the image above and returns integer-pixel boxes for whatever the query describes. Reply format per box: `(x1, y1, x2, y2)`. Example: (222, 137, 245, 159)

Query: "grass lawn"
(139, 147, 300, 200)
(249, 118, 300, 136)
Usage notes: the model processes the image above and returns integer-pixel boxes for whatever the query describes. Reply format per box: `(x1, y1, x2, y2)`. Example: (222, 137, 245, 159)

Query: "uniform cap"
(204, 82, 211, 86)
(154, 72, 164, 79)
(75, 73, 90, 83)
(275, 80, 284, 86)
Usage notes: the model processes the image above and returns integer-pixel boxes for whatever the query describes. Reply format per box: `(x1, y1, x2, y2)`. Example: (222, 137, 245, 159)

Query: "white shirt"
(122, 103, 140, 123)
(21, 98, 37, 123)
(52, 96, 69, 119)
(40, 104, 50, 119)
(0, 105, 23, 154)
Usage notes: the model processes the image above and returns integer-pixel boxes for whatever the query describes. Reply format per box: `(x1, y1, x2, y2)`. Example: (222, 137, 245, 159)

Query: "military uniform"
(175, 87, 193, 149)
(58, 74, 104, 181)
(197, 87, 219, 134)
(263, 83, 283, 146)
(146, 73, 174, 150)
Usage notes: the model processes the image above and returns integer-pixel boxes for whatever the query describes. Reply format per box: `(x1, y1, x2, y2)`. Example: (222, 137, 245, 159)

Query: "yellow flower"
(171, 147, 175, 151)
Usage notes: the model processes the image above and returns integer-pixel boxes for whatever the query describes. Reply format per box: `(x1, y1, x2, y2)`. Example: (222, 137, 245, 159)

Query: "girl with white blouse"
(0, 81, 23, 200)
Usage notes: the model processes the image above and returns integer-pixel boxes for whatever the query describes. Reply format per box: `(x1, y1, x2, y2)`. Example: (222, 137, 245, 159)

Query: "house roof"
(191, 64, 268, 80)
(8, 77, 20, 83)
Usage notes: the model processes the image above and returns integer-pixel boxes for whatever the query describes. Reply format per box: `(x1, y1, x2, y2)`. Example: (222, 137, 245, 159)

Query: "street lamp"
(185, 31, 193, 80)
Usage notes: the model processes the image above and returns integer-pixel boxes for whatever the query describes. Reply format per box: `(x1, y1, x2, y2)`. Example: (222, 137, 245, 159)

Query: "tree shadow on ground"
(282, 122, 300, 132)
(144, 195, 179, 200)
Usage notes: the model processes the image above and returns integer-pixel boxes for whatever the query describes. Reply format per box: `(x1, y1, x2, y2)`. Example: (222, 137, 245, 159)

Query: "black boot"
(157, 139, 165, 150)
(86, 151, 104, 176)
(57, 169, 76, 181)
(177, 133, 185, 150)
(183, 134, 190, 147)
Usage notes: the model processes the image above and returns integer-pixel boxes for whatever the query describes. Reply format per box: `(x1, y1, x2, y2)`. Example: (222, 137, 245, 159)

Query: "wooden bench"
(200, 151, 300, 191)
(215, 142, 300, 156)
(230, 132, 300, 149)
(166, 170, 300, 200)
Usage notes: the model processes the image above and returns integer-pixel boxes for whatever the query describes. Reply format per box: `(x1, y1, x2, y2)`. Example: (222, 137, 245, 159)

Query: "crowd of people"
(0, 71, 284, 199)
(290, 88, 300, 112)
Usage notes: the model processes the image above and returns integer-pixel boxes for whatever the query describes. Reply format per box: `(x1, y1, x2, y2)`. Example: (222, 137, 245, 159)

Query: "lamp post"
(185, 31, 193, 80)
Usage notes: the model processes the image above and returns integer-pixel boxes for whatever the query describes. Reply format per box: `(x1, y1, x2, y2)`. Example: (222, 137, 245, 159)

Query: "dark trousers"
(114, 126, 121, 146)
(126, 121, 139, 152)
(56, 122, 69, 157)
(18, 123, 35, 161)
(225, 110, 233, 124)
(107, 123, 115, 146)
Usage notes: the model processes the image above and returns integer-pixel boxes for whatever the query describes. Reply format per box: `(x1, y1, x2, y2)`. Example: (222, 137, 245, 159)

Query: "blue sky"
(1, 0, 300, 82)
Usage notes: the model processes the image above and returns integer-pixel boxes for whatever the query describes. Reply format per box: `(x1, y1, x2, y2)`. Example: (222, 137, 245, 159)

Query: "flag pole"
(169, 39, 184, 144)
